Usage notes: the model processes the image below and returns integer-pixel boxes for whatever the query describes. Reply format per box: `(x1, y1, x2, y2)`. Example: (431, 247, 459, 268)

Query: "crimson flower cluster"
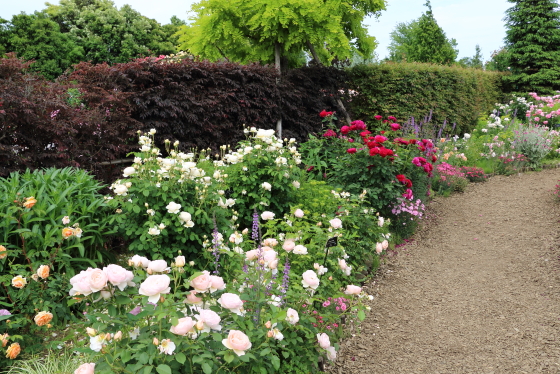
(320, 110, 334, 118)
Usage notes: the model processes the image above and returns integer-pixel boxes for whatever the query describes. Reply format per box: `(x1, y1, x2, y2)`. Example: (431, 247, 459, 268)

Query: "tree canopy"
(387, 1, 457, 65)
(503, 0, 560, 93)
(176, 0, 386, 67)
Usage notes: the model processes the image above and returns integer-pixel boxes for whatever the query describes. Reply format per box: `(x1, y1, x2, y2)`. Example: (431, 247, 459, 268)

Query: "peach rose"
(263, 238, 278, 247)
(170, 316, 197, 336)
(317, 333, 330, 349)
(62, 227, 74, 238)
(23, 197, 37, 209)
(74, 363, 95, 374)
(0, 245, 7, 260)
(301, 270, 320, 290)
(138, 275, 171, 304)
(6, 342, 21, 359)
(190, 270, 212, 292)
(34, 311, 53, 326)
(218, 293, 244, 315)
(11, 275, 26, 289)
(222, 330, 252, 356)
(344, 285, 362, 295)
(1, 333, 8, 348)
(37, 265, 50, 279)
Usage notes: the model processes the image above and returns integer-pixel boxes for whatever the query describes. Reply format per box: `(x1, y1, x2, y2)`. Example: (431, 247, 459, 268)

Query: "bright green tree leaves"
(177, 0, 386, 66)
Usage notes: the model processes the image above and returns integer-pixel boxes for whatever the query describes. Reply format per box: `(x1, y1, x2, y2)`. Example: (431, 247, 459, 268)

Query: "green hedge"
(347, 62, 507, 134)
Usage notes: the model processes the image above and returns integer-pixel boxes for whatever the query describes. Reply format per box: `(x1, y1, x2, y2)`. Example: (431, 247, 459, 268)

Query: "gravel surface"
(328, 168, 560, 374)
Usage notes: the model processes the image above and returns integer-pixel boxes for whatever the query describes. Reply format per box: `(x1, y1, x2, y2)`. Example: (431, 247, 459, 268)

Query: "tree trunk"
(306, 40, 321, 65)
(275, 42, 282, 139)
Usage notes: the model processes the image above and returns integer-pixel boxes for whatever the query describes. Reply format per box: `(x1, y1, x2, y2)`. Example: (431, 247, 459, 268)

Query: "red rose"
(319, 110, 334, 118)
(396, 174, 406, 182)
(347, 148, 357, 154)
(340, 126, 350, 134)
(351, 120, 366, 130)
(405, 179, 413, 188)
(323, 129, 337, 137)
(360, 130, 372, 137)
(409, 139, 417, 144)
(374, 115, 383, 121)
(390, 123, 401, 131)
(367, 141, 379, 149)
(369, 147, 380, 156)
(374, 135, 387, 143)
(431, 155, 438, 162)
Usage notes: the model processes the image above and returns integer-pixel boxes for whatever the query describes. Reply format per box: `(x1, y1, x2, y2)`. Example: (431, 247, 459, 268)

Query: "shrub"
(431, 162, 469, 195)
(511, 124, 553, 167)
(460, 166, 487, 182)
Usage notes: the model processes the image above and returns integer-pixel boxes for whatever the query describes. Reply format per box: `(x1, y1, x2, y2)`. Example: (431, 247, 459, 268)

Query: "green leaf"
(143, 190, 150, 197)
(155, 364, 171, 374)
(175, 352, 186, 365)
(358, 309, 366, 321)
(201, 362, 213, 374)
(260, 348, 271, 356)
(133, 205, 141, 214)
(223, 351, 234, 364)
(271, 355, 280, 370)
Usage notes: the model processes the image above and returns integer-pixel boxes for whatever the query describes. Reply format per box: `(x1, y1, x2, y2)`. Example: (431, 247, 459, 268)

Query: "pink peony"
(218, 293, 244, 315)
(344, 285, 362, 295)
(170, 316, 196, 336)
(301, 270, 320, 290)
(317, 333, 331, 349)
(222, 330, 252, 356)
(138, 274, 171, 303)
(190, 270, 212, 292)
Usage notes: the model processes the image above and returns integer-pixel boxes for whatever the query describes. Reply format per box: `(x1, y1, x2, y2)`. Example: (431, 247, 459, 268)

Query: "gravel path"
(329, 168, 560, 374)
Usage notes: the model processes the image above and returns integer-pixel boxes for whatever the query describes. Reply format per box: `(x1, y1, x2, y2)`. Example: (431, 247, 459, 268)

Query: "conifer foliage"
(503, 0, 560, 93)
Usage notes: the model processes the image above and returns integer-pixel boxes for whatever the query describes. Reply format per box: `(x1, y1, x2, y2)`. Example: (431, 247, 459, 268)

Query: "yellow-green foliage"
(347, 62, 506, 134)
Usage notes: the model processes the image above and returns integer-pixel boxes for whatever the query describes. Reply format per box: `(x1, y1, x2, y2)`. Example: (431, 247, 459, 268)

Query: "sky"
(1, 0, 511, 61)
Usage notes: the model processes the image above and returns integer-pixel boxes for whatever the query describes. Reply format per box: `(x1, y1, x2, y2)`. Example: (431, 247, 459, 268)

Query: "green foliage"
(347, 62, 505, 134)
(178, 0, 386, 66)
(503, 0, 560, 94)
(485, 47, 510, 72)
(0, 12, 84, 80)
(511, 123, 553, 167)
(457, 45, 484, 69)
(387, 1, 457, 65)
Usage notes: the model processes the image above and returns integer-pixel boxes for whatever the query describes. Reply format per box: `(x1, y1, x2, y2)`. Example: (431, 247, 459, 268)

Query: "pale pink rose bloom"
(261, 211, 275, 220)
(129, 255, 150, 268)
(344, 285, 362, 295)
(268, 259, 279, 270)
(338, 258, 349, 270)
(148, 260, 168, 273)
(138, 275, 171, 304)
(245, 250, 259, 261)
(209, 275, 226, 293)
(294, 209, 304, 218)
(282, 240, 295, 252)
(196, 309, 222, 332)
(261, 245, 273, 252)
(286, 308, 299, 325)
(263, 250, 277, 264)
(103, 264, 134, 291)
(218, 293, 244, 315)
(158, 339, 176, 355)
(375, 242, 383, 254)
(185, 290, 203, 305)
(69, 269, 94, 296)
(175, 255, 186, 267)
(88, 268, 108, 293)
(317, 333, 330, 349)
(326, 346, 337, 361)
(190, 270, 212, 292)
(263, 238, 278, 247)
(170, 316, 197, 336)
(222, 330, 252, 356)
(329, 218, 342, 229)
(382, 240, 389, 250)
(74, 363, 95, 374)
(293, 245, 308, 255)
(301, 270, 320, 290)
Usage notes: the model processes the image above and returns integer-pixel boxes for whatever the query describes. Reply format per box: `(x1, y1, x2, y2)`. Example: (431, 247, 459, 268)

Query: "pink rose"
(196, 309, 222, 332)
(261, 211, 275, 220)
(69, 269, 94, 296)
(317, 333, 330, 349)
(218, 293, 244, 315)
(263, 238, 278, 247)
(286, 308, 299, 325)
(294, 209, 304, 218)
(103, 264, 134, 291)
(138, 275, 171, 303)
(376, 242, 383, 254)
(170, 316, 196, 336)
(382, 240, 389, 250)
(88, 268, 108, 293)
(282, 240, 295, 252)
(129, 255, 149, 268)
(326, 346, 337, 361)
(147, 260, 168, 273)
(301, 270, 320, 290)
(209, 275, 226, 293)
(263, 250, 277, 264)
(185, 290, 203, 305)
(222, 330, 252, 356)
(338, 258, 349, 270)
(344, 285, 362, 295)
(190, 270, 212, 292)
(74, 363, 95, 374)
(329, 218, 342, 229)
(245, 250, 259, 261)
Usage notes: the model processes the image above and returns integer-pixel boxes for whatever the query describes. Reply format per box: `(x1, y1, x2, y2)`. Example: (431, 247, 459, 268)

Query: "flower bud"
(267, 330, 274, 338)
(265, 321, 272, 329)
(114, 331, 123, 341)
(153, 337, 159, 346)
(86, 327, 97, 337)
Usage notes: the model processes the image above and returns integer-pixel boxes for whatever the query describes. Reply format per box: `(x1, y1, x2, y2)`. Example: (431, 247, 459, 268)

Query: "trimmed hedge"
(347, 62, 506, 134)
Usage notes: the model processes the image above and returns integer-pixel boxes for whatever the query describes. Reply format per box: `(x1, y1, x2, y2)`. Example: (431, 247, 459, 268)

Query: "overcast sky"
(1, 0, 511, 61)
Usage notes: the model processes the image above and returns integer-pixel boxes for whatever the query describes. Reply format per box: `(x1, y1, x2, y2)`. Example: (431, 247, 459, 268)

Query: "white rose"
(166, 202, 181, 214)
(261, 182, 272, 191)
(123, 167, 136, 177)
